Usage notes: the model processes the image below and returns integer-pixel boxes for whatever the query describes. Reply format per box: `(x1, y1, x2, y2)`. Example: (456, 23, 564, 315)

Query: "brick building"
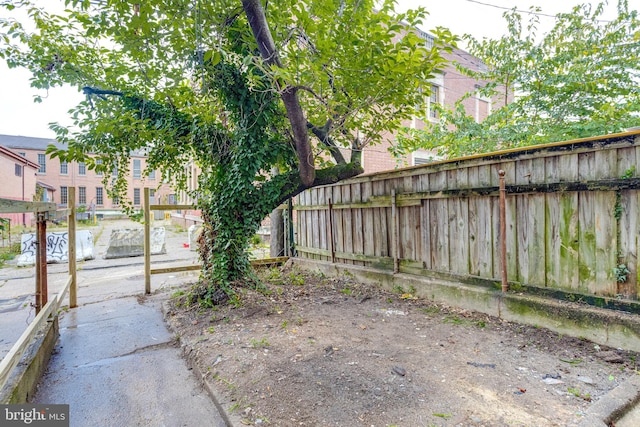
(0, 134, 174, 220)
(0, 144, 39, 226)
(362, 33, 508, 173)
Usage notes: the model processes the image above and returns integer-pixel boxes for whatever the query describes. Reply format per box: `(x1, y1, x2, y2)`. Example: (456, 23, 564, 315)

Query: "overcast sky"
(0, 0, 637, 139)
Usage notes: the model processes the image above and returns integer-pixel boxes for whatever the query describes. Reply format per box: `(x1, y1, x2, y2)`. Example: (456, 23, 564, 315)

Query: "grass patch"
(433, 413, 452, 419)
(0, 243, 21, 268)
(251, 338, 270, 348)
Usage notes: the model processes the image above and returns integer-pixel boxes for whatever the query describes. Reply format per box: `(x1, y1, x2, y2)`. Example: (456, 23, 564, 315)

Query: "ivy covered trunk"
(196, 204, 255, 304)
(193, 157, 363, 305)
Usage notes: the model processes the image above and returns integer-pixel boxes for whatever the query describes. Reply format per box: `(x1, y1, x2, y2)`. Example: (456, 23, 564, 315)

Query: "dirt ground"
(163, 264, 640, 427)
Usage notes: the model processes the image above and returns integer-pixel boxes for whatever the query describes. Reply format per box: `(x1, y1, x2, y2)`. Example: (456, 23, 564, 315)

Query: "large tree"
(393, 0, 640, 159)
(0, 0, 453, 302)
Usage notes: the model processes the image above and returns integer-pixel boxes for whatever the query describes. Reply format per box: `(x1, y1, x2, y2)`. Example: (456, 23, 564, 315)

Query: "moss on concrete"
(1, 317, 59, 404)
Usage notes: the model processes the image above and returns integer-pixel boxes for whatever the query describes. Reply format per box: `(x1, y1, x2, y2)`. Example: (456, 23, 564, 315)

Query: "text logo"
(1, 405, 69, 426)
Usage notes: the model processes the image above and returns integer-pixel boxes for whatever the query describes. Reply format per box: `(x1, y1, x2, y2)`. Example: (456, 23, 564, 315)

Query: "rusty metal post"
(392, 189, 399, 274)
(35, 213, 48, 313)
(328, 198, 335, 263)
(499, 170, 508, 293)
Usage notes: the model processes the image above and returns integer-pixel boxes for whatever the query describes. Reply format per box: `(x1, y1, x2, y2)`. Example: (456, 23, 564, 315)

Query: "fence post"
(35, 212, 48, 314)
(328, 198, 335, 263)
(499, 170, 509, 293)
(283, 206, 289, 257)
(68, 187, 77, 308)
(144, 188, 151, 295)
(287, 198, 294, 257)
(392, 189, 399, 274)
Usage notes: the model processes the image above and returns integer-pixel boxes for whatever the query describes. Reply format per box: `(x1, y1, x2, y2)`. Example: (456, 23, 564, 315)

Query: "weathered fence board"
(352, 183, 364, 266)
(528, 158, 547, 286)
(595, 192, 617, 294)
(372, 180, 387, 257)
(317, 187, 327, 257)
(529, 194, 546, 285)
(341, 185, 353, 265)
(545, 191, 561, 288)
(451, 169, 470, 275)
(332, 186, 344, 258)
(310, 189, 319, 261)
(432, 199, 449, 271)
(558, 153, 580, 291)
(420, 200, 431, 270)
(579, 193, 597, 294)
(295, 132, 640, 300)
(361, 182, 375, 258)
(620, 190, 639, 297)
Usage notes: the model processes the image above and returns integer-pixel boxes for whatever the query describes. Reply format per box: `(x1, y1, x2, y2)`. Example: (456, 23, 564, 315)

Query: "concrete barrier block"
(104, 227, 166, 259)
(16, 230, 95, 266)
(77, 230, 95, 261)
(151, 227, 166, 255)
(188, 225, 202, 252)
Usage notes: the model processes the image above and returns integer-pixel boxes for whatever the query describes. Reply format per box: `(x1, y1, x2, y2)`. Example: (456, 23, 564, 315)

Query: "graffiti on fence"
(47, 232, 69, 259)
(20, 233, 38, 260)
(17, 231, 95, 266)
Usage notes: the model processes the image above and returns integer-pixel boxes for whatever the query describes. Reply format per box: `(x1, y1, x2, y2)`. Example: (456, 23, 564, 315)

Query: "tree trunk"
(242, 0, 316, 187)
(270, 207, 284, 257)
(269, 167, 285, 257)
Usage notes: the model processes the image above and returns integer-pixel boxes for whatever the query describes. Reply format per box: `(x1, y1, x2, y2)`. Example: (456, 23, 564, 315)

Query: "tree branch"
(307, 121, 347, 165)
(82, 86, 124, 97)
(351, 135, 363, 165)
(270, 162, 364, 207)
(293, 85, 328, 107)
(242, 0, 315, 187)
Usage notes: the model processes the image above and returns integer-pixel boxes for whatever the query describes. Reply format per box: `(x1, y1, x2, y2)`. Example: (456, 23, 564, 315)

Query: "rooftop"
(0, 134, 66, 151)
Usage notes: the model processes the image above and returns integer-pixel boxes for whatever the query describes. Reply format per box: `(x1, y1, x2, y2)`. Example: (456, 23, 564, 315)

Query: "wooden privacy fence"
(295, 130, 640, 300)
(0, 190, 78, 392)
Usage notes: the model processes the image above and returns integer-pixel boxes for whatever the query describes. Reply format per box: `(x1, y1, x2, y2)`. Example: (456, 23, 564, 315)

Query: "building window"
(112, 164, 118, 177)
(148, 169, 156, 180)
(133, 159, 141, 179)
(96, 187, 103, 206)
(95, 159, 103, 176)
(134, 188, 141, 206)
(37, 153, 46, 173)
(412, 151, 442, 166)
(429, 84, 440, 119)
(79, 162, 86, 176)
(37, 184, 48, 202)
(60, 186, 68, 205)
(113, 195, 119, 206)
(15, 164, 22, 177)
(417, 29, 435, 50)
(150, 189, 156, 204)
(79, 186, 86, 205)
(60, 160, 68, 175)
(413, 156, 435, 166)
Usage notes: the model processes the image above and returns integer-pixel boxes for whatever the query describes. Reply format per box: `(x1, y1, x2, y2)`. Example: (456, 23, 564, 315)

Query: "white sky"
(0, 0, 637, 138)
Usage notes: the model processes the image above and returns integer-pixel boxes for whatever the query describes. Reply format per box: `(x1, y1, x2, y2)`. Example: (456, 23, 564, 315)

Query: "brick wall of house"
(360, 44, 510, 174)
(0, 135, 174, 211)
(0, 145, 38, 226)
